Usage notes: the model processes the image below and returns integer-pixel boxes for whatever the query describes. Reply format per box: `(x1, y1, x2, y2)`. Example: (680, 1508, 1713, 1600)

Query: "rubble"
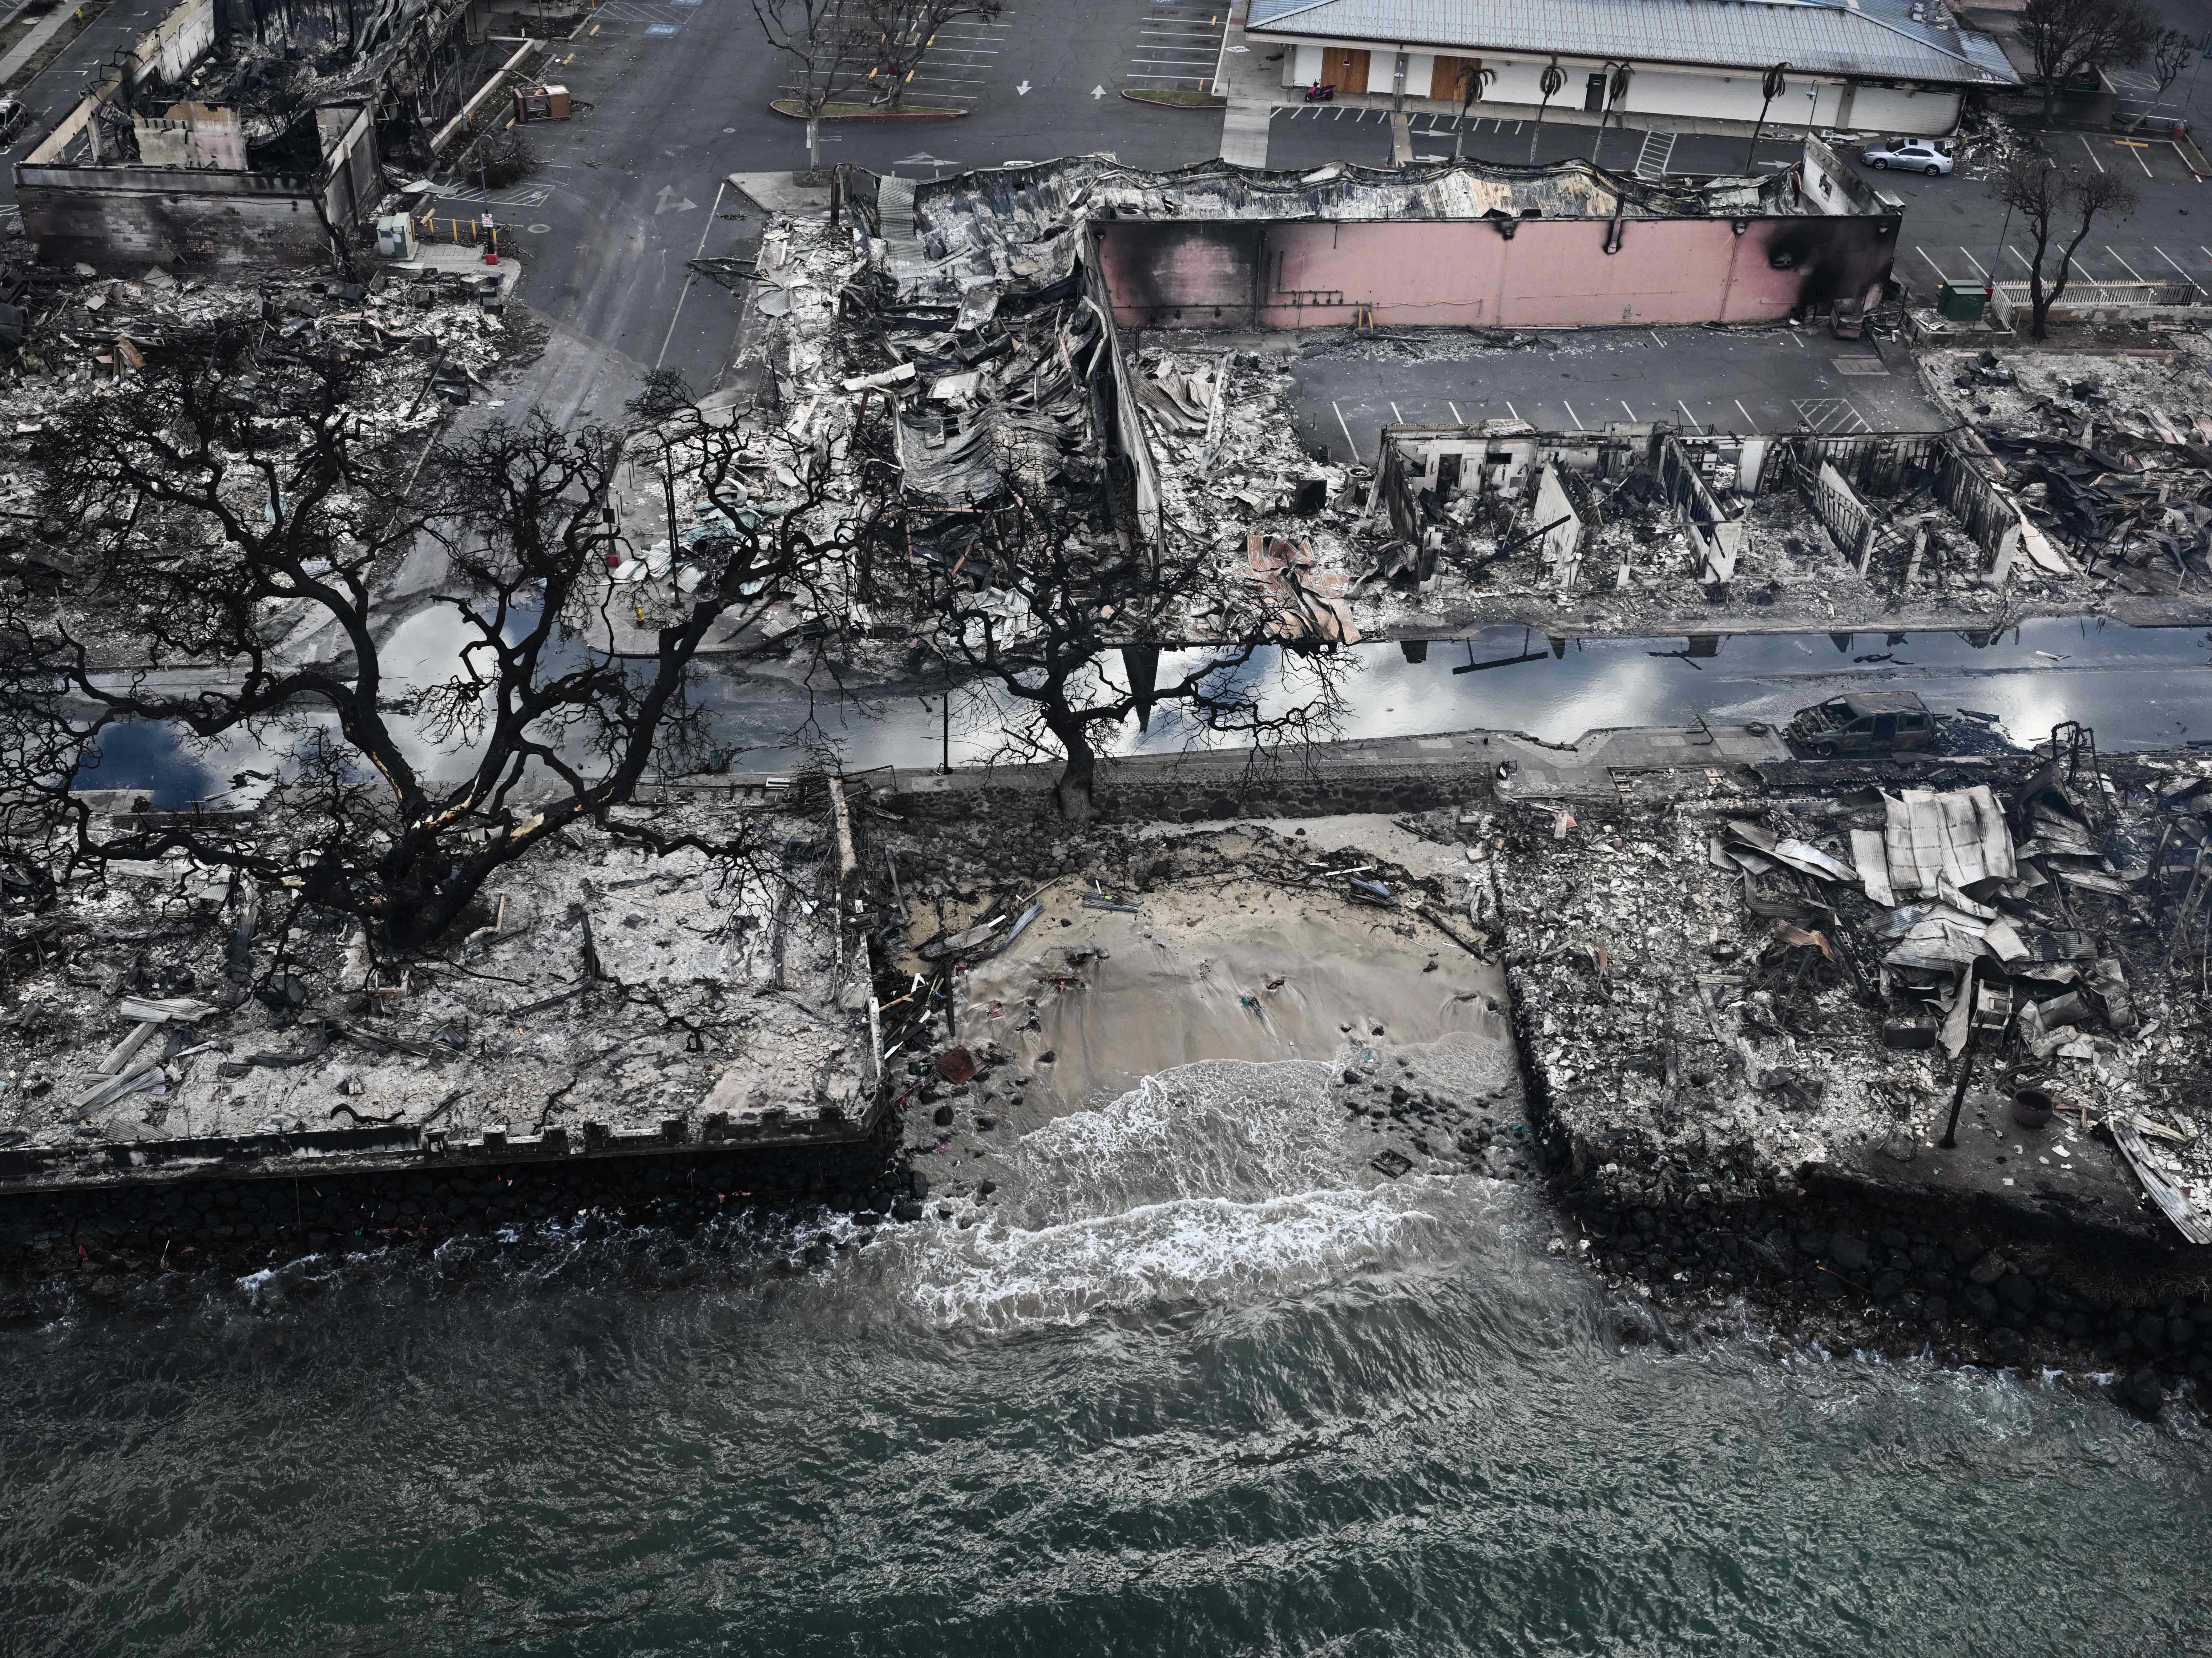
(14, 0, 481, 271)
(673, 155, 2194, 649)
(0, 260, 539, 661)
(1498, 728, 2212, 1252)
(0, 783, 881, 1192)
(1925, 342, 2212, 611)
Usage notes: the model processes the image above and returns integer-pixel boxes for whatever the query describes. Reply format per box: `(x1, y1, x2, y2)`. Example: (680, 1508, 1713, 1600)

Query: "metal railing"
(1987, 277, 2203, 326)
(412, 210, 520, 254)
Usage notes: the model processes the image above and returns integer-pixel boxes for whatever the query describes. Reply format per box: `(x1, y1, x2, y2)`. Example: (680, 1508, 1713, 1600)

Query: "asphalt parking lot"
(1255, 327, 1944, 465)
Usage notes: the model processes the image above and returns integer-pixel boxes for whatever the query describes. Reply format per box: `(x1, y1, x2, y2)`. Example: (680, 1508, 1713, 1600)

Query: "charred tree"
(2020, 0, 2160, 121)
(855, 0, 1003, 111)
(1989, 155, 2138, 340)
(0, 341, 873, 953)
(750, 0, 877, 174)
(907, 485, 1349, 823)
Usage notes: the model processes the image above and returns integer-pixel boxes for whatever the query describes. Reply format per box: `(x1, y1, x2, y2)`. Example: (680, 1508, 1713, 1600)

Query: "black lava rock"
(2116, 1368, 2166, 1418)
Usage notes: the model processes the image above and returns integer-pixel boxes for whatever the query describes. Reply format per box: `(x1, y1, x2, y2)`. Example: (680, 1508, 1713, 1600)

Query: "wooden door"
(1319, 48, 1369, 94)
(1431, 55, 1481, 103)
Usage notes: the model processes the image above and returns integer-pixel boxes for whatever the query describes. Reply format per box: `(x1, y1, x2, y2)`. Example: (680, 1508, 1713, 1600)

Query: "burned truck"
(1787, 691, 1937, 758)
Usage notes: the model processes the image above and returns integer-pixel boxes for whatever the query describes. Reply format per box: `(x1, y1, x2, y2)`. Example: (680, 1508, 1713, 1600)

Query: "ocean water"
(2, 1059, 2209, 1656)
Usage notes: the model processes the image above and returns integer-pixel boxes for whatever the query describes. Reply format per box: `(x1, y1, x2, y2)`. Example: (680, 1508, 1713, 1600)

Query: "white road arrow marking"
(1015, 78, 1031, 95)
(655, 184, 697, 214)
(1091, 83, 1106, 98)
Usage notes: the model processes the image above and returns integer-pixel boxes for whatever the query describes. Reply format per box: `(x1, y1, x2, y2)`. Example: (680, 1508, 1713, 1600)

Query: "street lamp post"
(1938, 958, 1981, 1148)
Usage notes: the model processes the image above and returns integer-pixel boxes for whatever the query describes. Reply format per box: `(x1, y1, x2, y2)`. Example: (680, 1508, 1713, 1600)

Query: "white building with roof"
(1241, 0, 2018, 138)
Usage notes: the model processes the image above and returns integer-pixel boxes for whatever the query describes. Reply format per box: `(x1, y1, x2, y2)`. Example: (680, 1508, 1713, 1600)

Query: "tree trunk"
(1049, 716, 1097, 823)
(807, 115, 821, 172)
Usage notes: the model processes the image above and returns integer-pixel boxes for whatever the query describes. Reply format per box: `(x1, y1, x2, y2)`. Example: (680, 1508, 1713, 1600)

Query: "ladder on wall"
(1632, 128, 1677, 179)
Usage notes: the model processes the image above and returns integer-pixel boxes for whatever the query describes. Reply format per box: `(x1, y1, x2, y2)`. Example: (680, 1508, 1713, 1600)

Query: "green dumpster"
(1938, 280, 1989, 323)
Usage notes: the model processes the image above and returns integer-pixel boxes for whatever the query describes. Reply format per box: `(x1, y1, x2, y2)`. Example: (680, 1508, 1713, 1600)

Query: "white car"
(1861, 138, 1954, 176)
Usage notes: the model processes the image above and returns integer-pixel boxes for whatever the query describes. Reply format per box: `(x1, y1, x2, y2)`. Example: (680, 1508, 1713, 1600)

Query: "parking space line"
(1914, 245, 1948, 282)
(1678, 399, 1697, 426)
(2005, 245, 2034, 274)
(1504, 401, 1519, 421)
(1621, 400, 1637, 420)
(1332, 401, 1361, 463)
(2080, 134, 2105, 172)
(1564, 400, 1584, 431)
(2104, 245, 2146, 280)
(1390, 402, 1404, 422)
(1734, 398, 1755, 428)
(2114, 139, 2156, 177)
(1448, 401, 1465, 423)
(1956, 246, 1988, 278)
(2154, 247, 2206, 293)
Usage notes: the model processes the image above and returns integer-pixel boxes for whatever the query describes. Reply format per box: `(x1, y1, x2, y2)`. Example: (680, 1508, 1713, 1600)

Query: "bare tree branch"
(2021, 0, 2161, 121)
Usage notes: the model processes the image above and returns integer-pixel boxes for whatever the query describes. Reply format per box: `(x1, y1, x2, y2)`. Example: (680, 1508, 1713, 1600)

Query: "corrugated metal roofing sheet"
(1248, 0, 2019, 86)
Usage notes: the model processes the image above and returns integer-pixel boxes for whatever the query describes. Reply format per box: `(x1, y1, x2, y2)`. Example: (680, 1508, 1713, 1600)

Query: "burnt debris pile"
(1930, 343, 2212, 603)
(1501, 731, 2212, 1246)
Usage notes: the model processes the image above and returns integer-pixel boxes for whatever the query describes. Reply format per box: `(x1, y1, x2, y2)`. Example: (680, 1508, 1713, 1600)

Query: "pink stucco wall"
(1096, 214, 1896, 330)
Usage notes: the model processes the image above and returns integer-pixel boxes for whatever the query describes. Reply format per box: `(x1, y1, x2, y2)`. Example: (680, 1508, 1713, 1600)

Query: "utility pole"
(1938, 958, 1981, 1148)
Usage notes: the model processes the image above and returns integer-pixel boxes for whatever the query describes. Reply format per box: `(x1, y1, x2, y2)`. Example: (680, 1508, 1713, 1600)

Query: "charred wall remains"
(12, 0, 476, 269)
(1377, 423, 2050, 604)
(856, 143, 1898, 334)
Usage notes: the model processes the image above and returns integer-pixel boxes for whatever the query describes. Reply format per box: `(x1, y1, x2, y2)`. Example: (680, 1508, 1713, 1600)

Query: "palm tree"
(1527, 60, 1564, 163)
(1451, 60, 1496, 159)
(1745, 63, 1788, 172)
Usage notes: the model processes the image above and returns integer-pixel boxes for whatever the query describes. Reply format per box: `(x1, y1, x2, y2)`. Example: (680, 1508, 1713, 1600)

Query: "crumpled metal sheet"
(1881, 784, 2016, 899)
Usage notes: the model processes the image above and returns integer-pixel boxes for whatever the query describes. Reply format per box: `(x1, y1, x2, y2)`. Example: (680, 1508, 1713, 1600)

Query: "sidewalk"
(1211, 0, 1272, 167)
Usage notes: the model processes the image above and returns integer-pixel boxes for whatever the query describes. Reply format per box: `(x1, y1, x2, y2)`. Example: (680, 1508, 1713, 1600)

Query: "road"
(10, 0, 2212, 431)
(359, 0, 1246, 410)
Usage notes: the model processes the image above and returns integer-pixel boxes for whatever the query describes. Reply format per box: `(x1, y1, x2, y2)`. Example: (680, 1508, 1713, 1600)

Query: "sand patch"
(956, 873, 1510, 1119)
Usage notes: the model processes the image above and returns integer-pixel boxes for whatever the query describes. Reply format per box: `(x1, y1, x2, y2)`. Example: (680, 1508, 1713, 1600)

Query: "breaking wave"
(877, 1056, 1523, 1334)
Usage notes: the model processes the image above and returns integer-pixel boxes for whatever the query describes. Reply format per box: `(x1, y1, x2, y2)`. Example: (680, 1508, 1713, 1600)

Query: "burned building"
(1496, 734, 2212, 1254)
(0, 780, 885, 1194)
(852, 141, 1902, 334)
(1374, 421, 2059, 621)
(13, 0, 479, 269)
(1924, 345, 2212, 619)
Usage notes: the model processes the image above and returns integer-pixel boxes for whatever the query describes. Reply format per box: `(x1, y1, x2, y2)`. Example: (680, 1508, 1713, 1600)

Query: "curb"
(767, 99, 966, 122)
(1119, 90, 1228, 111)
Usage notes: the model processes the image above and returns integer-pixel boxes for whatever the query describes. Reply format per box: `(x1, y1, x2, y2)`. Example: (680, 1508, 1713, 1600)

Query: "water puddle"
(78, 619, 2209, 805)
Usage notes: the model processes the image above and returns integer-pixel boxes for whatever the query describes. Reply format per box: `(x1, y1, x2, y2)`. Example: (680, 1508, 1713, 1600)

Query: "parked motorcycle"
(1303, 82, 1336, 103)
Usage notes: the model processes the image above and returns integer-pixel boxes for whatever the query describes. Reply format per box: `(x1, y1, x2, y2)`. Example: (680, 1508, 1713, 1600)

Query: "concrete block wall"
(16, 171, 333, 267)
